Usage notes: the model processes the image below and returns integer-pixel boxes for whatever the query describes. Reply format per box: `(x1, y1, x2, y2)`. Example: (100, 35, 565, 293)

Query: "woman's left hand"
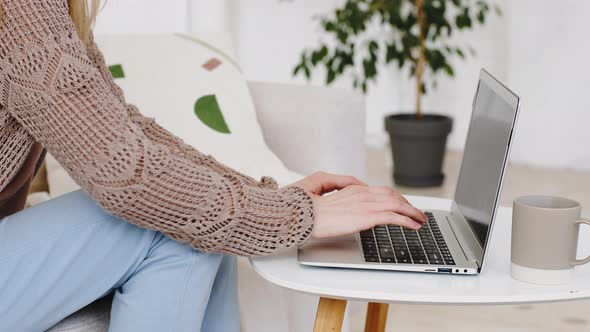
(291, 171, 367, 195)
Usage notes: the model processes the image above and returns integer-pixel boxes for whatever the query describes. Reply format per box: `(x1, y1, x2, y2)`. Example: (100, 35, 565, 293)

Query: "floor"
(347, 146, 590, 332)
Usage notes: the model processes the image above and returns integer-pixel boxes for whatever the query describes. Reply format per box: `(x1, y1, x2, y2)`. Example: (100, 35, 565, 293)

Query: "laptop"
(298, 69, 521, 275)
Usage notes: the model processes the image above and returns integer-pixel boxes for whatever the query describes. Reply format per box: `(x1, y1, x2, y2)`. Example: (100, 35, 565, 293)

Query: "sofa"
(41, 81, 366, 332)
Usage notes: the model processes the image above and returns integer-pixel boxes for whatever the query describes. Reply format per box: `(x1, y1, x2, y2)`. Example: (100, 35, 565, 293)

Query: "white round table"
(250, 195, 590, 331)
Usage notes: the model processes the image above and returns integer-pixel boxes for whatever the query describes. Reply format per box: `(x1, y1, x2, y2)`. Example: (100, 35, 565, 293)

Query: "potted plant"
(293, 0, 500, 187)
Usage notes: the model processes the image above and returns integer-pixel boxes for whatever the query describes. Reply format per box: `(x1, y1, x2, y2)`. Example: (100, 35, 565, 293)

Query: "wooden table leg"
(364, 302, 389, 332)
(313, 297, 348, 332)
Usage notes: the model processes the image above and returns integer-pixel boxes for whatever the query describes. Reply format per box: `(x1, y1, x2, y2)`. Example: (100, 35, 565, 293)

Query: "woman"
(0, 1, 427, 331)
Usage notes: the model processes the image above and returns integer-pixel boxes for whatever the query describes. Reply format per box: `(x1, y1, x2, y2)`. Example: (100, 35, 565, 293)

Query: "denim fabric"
(0, 190, 238, 332)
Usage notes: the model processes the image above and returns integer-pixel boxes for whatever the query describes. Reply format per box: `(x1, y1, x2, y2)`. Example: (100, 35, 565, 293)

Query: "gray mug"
(511, 195, 590, 285)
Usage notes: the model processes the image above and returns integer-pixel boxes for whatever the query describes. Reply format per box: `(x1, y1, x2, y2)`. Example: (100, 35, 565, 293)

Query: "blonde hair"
(0, 0, 102, 44)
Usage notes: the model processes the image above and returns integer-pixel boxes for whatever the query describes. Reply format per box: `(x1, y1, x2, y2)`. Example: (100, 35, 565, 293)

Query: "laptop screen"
(453, 70, 519, 250)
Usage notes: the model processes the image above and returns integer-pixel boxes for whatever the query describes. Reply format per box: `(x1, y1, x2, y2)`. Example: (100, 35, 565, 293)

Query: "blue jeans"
(0, 190, 239, 332)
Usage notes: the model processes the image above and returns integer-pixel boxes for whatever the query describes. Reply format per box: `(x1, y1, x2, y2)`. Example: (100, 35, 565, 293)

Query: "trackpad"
(302, 234, 356, 246)
(298, 235, 362, 264)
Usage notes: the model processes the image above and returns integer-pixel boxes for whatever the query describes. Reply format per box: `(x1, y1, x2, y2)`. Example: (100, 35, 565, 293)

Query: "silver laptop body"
(298, 69, 521, 275)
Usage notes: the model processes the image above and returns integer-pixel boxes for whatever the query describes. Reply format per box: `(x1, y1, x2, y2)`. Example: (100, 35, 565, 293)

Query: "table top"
(250, 195, 590, 305)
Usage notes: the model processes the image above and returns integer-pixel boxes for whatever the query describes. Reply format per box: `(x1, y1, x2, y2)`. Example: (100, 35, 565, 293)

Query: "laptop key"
(380, 248, 395, 257)
(396, 250, 410, 259)
(365, 257, 379, 262)
(412, 256, 427, 262)
(428, 253, 440, 261)
(381, 257, 395, 263)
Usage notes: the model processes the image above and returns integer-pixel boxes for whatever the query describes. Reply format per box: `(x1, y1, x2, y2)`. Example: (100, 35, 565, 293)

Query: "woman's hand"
(291, 172, 428, 239)
(291, 171, 367, 195)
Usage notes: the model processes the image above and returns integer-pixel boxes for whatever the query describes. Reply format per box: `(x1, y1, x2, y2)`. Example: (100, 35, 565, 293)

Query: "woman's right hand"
(310, 185, 428, 239)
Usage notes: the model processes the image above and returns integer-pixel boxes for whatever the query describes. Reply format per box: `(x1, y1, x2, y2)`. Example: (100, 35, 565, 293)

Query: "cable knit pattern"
(0, 0, 314, 256)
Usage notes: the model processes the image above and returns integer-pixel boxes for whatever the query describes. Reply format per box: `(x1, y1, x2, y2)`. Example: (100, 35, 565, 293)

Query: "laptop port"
(437, 268, 452, 273)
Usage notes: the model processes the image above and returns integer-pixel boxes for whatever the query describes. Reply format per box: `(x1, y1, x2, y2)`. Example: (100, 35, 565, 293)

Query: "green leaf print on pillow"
(108, 64, 125, 79)
(194, 95, 231, 134)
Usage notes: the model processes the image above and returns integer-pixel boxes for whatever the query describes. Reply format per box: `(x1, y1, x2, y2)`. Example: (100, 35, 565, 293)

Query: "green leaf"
(444, 64, 455, 77)
(108, 64, 125, 79)
(477, 10, 485, 24)
(326, 68, 337, 84)
(362, 58, 377, 79)
(304, 65, 311, 79)
(456, 48, 465, 58)
(319, 45, 329, 59)
(368, 40, 379, 54)
(293, 63, 303, 77)
(194, 95, 231, 134)
(311, 46, 328, 65)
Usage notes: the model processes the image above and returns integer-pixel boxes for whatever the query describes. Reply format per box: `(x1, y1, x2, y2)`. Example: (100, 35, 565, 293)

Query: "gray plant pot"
(384, 113, 453, 187)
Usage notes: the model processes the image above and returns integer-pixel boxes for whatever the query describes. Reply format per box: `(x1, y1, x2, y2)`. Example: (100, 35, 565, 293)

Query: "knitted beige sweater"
(0, 0, 314, 256)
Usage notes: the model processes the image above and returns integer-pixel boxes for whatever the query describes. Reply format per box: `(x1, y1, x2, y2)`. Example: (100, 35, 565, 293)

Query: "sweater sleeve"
(0, 0, 314, 256)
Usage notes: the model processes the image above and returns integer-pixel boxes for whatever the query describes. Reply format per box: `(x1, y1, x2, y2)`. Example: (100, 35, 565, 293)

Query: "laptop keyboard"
(360, 212, 455, 265)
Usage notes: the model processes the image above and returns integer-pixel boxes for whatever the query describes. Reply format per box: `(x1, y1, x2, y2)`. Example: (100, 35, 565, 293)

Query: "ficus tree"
(293, 0, 501, 119)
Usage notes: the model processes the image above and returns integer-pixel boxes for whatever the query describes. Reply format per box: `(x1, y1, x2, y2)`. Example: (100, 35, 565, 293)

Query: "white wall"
(94, 0, 189, 34)
(93, 0, 590, 170)
(505, 1, 590, 170)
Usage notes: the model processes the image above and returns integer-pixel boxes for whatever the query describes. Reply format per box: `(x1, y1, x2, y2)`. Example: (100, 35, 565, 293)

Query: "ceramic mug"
(511, 195, 590, 285)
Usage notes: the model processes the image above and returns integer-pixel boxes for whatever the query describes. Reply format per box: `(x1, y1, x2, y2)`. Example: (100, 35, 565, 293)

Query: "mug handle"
(572, 218, 590, 266)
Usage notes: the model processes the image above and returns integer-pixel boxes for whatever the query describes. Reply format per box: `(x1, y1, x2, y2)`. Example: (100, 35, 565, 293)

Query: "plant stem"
(416, 0, 426, 120)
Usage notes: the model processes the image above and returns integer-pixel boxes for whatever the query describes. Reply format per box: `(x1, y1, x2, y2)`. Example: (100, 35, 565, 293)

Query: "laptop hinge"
(446, 214, 481, 266)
